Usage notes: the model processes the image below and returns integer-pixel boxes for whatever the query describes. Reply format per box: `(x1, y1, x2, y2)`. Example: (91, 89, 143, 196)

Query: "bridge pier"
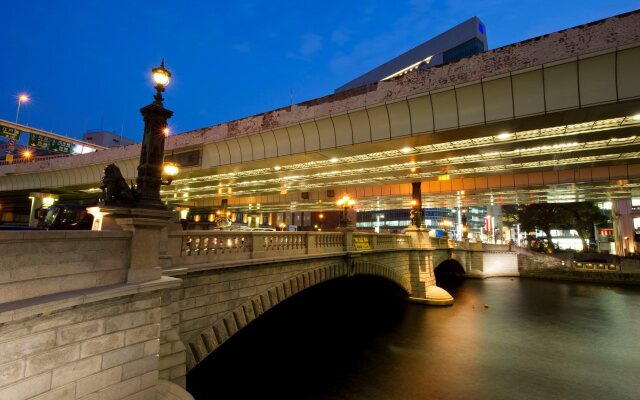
(405, 227, 454, 306)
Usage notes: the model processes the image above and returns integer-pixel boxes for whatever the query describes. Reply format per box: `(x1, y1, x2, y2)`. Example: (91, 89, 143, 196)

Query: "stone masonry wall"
(517, 249, 640, 285)
(518, 251, 566, 271)
(0, 291, 162, 400)
(0, 231, 131, 304)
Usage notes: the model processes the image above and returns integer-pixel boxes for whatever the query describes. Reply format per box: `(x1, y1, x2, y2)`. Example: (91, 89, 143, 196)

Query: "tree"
(501, 204, 520, 229)
(518, 203, 562, 252)
(560, 202, 609, 251)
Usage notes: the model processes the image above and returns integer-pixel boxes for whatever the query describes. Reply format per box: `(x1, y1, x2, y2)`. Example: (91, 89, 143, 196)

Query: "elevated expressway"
(1, 11, 640, 216)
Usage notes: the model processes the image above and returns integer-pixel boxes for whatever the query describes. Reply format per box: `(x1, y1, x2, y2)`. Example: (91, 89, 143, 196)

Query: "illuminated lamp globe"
(162, 162, 180, 184)
(337, 194, 355, 208)
(163, 162, 179, 177)
(152, 60, 171, 87)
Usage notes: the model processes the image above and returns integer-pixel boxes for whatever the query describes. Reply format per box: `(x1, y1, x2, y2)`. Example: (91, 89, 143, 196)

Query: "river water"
(187, 277, 640, 400)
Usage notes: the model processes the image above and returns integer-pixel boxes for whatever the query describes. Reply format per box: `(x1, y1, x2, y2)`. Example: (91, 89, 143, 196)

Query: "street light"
(21, 149, 33, 161)
(336, 194, 356, 227)
(161, 162, 179, 184)
(16, 94, 29, 123)
(461, 208, 468, 239)
(135, 59, 175, 209)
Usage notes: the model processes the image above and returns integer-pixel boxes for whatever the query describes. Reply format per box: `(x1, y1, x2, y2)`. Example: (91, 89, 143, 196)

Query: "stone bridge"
(0, 227, 518, 399)
(161, 230, 520, 375)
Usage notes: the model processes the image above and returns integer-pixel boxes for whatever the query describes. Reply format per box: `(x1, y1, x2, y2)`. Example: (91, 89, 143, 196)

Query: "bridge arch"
(434, 259, 466, 287)
(351, 260, 411, 295)
(184, 260, 411, 370)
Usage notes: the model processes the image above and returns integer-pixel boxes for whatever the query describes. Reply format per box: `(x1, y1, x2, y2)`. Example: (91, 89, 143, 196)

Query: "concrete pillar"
(407, 182, 428, 235)
(116, 208, 173, 283)
(486, 205, 503, 244)
(612, 199, 635, 256)
(339, 226, 356, 251)
(408, 182, 424, 229)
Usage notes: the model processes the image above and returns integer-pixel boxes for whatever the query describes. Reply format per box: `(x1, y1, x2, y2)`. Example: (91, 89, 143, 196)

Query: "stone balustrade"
(165, 231, 419, 271)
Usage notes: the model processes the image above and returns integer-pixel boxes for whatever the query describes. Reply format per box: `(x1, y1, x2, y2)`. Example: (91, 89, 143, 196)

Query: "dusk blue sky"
(2, 1, 639, 143)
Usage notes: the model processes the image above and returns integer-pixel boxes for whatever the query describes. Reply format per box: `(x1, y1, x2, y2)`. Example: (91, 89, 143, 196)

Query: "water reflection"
(187, 277, 640, 400)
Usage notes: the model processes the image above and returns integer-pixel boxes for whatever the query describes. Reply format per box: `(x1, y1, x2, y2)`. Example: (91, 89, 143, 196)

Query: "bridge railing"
(167, 231, 345, 267)
(166, 230, 412, 269)
(352, 232, 412, 251)
(0, 152, 71, 166)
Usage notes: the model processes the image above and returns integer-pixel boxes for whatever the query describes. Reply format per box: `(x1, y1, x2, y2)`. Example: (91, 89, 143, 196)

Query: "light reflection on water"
(187, 277, 640, 400)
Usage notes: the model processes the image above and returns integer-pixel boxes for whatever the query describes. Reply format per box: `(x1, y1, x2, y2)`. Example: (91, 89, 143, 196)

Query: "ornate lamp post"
(136, 59, 175, 209)
(408, 181, 425, 230)
(461, 208, 469, 240)
(337, 194, 356, 227)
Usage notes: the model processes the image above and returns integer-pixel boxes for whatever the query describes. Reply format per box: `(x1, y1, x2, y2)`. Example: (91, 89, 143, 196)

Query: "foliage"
(559, 202, 609, 251)
(501, 205, 520, 228)
(515, 202, 609, 253)
(518, 203, 563, 251)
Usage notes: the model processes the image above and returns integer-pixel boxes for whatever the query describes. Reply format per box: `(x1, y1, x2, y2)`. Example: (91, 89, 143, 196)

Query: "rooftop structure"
(82, 130, 134, 148)
(335, 16, 488, 93)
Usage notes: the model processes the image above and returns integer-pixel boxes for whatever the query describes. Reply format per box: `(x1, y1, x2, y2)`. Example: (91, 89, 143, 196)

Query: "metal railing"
(0, 153, 72, 166)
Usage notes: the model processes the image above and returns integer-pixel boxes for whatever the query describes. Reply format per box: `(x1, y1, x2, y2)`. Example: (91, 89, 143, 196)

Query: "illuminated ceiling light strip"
(381, 55, 434, 81)
(163, 135, 639, 196)
(169, 116, 638, 187)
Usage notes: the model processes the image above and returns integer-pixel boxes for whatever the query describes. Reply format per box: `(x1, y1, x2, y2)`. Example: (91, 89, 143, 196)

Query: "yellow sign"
(353, 236, 372, 250)
(5, 154, 13, 163)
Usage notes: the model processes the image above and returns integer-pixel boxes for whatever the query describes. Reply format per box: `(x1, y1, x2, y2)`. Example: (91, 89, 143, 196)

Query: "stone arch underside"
(434, 258, 466, 287)
(434, 256, 466, 273)
(183, 260, 412, 371)
(351, 260, 412, 294)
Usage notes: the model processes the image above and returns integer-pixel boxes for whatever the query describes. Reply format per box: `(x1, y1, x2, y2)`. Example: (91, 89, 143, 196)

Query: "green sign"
(28, 133, 74, 154)
(0, 124, 21, 141)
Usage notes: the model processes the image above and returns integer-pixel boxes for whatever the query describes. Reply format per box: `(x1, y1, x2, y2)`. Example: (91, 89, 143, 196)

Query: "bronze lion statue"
(100, 164, 136, 206)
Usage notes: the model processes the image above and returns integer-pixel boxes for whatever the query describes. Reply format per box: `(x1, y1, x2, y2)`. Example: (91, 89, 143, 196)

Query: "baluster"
(184, 236, 192, 256)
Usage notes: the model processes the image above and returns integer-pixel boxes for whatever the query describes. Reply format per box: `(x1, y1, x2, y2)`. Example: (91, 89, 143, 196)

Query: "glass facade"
(356, 206, 489, 240)
(443, 38, 485, 63)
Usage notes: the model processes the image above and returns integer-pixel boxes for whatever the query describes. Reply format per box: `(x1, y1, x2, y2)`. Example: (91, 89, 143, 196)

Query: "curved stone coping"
(0, 277, 181, 323)
(165, 248, 421, 275)
(165, 251, 351, 276)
